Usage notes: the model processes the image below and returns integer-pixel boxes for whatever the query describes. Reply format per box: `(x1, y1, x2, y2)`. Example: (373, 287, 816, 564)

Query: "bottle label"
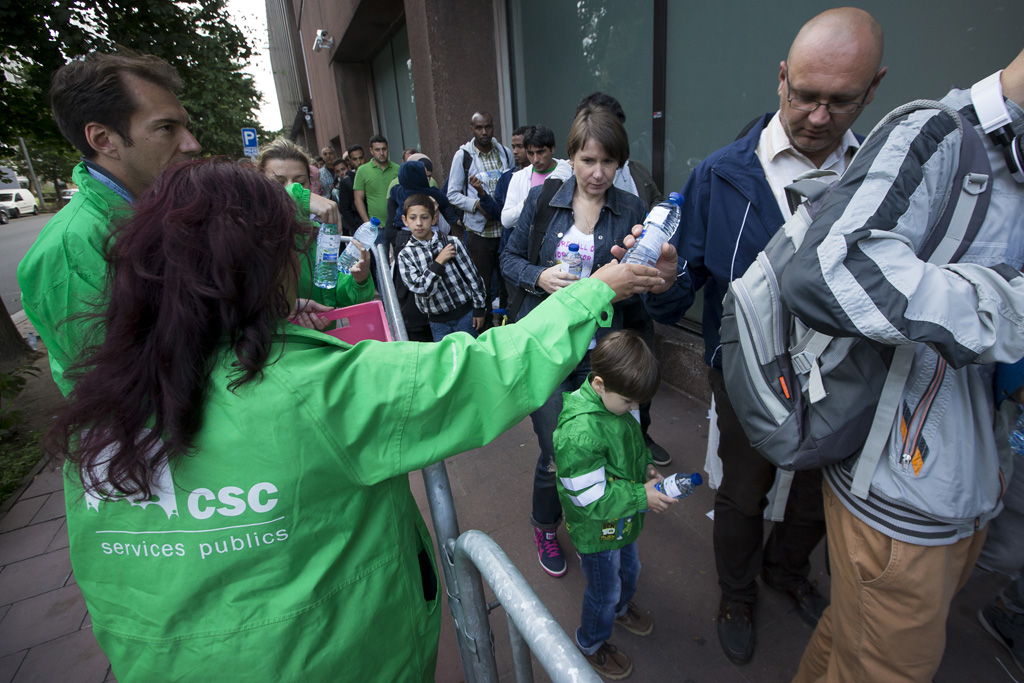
(317, 233, 342, 258)
(660, 476, 686, 499)
(645, 206, 670, 226)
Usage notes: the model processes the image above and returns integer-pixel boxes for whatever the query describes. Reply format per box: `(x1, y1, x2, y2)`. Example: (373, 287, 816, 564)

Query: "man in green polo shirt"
(353, 134, 399, 226)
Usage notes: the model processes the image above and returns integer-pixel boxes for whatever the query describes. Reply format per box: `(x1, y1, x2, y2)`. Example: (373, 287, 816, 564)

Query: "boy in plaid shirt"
(397, 194, 487, 341)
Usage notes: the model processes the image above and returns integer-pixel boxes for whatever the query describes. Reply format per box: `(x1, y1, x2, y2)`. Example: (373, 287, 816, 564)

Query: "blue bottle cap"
(690, 472, 703, 486)
(370, 217, 381, 227)
(668, 192, 684, 206)
(568, 243, 579, 252)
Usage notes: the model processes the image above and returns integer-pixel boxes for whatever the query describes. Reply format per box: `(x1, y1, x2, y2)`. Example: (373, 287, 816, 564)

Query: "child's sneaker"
(533, 527, 566, 577)
(614, 601, 654, 636)
(583, 642, 632, 680)
(979, 598, 1024, 673)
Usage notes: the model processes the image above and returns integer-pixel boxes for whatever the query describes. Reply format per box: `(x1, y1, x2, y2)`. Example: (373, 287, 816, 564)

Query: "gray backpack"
(719, 100, 992, 499)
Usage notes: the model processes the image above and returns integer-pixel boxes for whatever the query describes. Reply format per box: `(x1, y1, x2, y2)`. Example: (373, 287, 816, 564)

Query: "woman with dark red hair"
(48, 159, 671, 681)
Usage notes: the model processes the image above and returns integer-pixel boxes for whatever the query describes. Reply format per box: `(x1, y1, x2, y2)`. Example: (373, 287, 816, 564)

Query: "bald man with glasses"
(643, 7, 886, 665)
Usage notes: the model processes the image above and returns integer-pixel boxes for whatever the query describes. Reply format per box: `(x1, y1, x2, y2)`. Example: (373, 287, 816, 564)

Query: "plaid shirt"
(477, 147, 505, 239)
(398, 233, 487, 319)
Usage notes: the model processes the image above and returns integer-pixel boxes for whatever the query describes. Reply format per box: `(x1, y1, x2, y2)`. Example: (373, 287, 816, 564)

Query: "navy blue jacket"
(645, 114, 786, 368)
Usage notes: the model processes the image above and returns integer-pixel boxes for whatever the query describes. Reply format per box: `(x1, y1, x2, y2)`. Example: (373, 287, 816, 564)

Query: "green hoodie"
(65, 278, 614, 682)
(553, 377, 653, 553)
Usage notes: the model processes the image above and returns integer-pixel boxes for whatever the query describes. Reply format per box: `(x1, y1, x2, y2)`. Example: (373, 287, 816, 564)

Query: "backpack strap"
(504, 177, 565, 322)
(461, 149, 473, 195)
(526, 178, 564, 266)
(848, 100, 993, 500)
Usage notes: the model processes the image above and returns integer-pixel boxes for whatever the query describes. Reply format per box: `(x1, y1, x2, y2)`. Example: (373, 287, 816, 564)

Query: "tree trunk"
(0, 299, 31, 372)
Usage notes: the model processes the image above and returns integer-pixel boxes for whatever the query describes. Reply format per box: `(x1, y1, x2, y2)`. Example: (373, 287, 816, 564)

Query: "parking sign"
(241, 128, 258, 157)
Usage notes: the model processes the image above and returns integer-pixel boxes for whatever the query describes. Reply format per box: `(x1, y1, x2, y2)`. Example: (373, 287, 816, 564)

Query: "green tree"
(0, 0, 267, 158)
(0, 0, 268, 363)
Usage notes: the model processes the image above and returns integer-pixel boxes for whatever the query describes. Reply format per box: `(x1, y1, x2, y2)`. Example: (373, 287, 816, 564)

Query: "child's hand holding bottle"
(643, 477, 677, 513)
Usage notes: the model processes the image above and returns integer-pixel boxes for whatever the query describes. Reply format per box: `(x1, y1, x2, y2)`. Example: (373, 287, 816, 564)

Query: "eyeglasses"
(786, 71, 872, 116)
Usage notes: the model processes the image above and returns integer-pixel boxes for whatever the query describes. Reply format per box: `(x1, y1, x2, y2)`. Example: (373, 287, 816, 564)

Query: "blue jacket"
(644, 113, 782, 369)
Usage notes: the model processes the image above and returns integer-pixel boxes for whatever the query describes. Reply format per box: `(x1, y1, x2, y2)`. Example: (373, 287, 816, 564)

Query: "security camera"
(312, 29, 333, 52)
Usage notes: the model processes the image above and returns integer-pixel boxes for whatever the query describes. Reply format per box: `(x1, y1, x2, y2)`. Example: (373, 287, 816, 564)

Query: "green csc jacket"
(554, 378, 653, 553)
(65, 278, 615, 682)
(17, 163, 128, 396)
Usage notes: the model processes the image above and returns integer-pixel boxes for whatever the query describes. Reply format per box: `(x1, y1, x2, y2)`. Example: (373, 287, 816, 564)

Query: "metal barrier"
(453, 530, 601, 683)
(352, 239, 591, 682)
(353, 238, 482, 680)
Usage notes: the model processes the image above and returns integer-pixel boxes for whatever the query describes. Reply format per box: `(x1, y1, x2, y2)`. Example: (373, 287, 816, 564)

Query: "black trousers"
(465, 232, 506, 314)
(708, 368, 826, 603)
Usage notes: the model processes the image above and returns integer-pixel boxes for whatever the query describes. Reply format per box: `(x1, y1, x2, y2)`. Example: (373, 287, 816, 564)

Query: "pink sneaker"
(534, 527, 566, 577)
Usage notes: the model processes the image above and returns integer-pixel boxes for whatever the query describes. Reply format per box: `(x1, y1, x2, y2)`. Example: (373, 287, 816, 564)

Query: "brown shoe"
(614, 601, 654, 636)
(584, 642, 633, 680)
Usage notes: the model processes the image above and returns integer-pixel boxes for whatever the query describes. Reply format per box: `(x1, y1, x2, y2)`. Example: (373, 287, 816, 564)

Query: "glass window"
(508, 0, 653, 168)
(370, 25, 420, 152)
(663, 1, 1024, 195)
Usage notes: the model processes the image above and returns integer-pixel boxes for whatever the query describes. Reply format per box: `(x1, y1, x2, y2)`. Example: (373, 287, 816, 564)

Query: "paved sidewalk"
(0, 378, 1017, 682)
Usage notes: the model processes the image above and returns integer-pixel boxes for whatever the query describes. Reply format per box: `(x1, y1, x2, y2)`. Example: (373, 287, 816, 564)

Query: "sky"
(226, 0, 283, 132)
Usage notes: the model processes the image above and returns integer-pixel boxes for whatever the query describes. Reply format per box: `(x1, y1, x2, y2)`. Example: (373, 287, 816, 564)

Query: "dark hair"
(512, 125, 531, 137)
(45, 159, 314, 498)
(346, 144, 364, 155)
(369, 135, 388, 147)
(567, 107, 629, 168)
(403, 193, 437, 218)
(576, 92, 626, 123)
(591, 330, 660, 404)
(524, 125, 555, 150)
(49, 50, 183, 158)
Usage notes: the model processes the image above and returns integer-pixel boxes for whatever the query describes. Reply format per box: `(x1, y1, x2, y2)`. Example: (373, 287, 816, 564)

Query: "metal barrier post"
(454, 530, 601, 683)
(506, 614, 534, 683)
(359, 240, 481, 682)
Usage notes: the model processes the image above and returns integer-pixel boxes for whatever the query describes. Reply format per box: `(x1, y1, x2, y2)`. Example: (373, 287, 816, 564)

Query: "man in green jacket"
(18, 51, 360, 394)
(17, 51, 201, 395)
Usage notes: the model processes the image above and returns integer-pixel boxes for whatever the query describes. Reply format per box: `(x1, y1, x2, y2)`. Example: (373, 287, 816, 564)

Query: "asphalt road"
(1, 212, 51, 315)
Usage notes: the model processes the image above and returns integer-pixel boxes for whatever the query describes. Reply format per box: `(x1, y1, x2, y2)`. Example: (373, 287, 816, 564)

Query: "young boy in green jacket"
(554, 330, 677, 679)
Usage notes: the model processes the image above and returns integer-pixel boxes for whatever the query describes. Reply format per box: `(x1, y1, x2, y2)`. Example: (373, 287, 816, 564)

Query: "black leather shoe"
(717, 598, 755, 664)
(644, 434, 672, 466)
(761, 568, 828, 627)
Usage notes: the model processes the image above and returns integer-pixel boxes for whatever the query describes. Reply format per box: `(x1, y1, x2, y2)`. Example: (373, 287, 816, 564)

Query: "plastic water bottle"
(621, 192, 684, 267)
(337, 217, 381, 274)
(655, 472, 703, 500)
(561, 243, 583, 278)
(313, 222, 342, 289)
(1011, 410, 1024, 458)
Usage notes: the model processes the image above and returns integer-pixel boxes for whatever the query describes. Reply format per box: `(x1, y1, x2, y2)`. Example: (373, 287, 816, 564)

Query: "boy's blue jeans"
(429, 310, 476, 341)
(576, 541, 641, 654)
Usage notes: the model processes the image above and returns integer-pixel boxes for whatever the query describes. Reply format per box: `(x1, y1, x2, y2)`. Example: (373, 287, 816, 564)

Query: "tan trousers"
(792, 482, 986, 683)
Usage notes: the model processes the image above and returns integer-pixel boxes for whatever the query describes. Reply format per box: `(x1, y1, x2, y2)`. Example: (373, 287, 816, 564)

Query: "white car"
(0, 189, 38, 218)
(61, 188, 78, 200)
